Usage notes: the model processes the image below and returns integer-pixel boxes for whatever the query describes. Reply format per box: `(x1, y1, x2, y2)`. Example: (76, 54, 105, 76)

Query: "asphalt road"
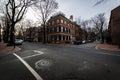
(0, 42, 120, 80)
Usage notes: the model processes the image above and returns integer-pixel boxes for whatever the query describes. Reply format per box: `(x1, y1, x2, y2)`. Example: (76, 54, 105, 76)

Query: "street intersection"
(0, 42, 120, 80)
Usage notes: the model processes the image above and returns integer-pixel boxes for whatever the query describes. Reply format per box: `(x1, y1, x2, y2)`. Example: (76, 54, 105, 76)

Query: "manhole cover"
(35, 59, 53, 69)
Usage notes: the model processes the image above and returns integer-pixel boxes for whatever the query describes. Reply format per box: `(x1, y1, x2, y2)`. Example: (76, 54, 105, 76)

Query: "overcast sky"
(26, 0, 120, 22)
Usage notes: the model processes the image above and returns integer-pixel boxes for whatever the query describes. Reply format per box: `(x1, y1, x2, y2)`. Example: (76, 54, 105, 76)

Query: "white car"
(15, 39, 23, 45)
(82, 40, 86, 44)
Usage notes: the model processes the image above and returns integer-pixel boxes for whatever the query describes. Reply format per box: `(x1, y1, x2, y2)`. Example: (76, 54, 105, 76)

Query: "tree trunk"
(43, 24, 46, 44)
(9, 24, 15, 46)
(101, 33, 104, 44)
(6, 26, 10, 42)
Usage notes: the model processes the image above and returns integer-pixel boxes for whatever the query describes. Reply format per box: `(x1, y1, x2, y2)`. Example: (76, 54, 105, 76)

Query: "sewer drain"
(35, 59, 53, 69)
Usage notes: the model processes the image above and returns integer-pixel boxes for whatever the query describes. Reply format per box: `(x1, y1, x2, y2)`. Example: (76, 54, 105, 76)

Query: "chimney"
(70, 15, 73, 21)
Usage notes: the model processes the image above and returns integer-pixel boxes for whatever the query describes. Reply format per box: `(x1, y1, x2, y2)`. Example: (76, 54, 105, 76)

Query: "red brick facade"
(47, 13, 81, 43)
(109, 6, 120, 45)
(23, 13, 82, 44)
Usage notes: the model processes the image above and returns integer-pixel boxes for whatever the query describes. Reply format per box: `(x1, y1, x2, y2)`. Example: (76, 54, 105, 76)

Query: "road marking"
(13, 53, 43, 80)
(23, 54, 43, 59)
(97, 52, 120, 57)
(23, 50, 44, 59)
(34, 50, 44, 54)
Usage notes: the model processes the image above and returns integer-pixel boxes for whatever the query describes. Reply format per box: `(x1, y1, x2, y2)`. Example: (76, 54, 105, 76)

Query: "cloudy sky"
(57, 0, 120, 20)
(26, 0, 120, 21)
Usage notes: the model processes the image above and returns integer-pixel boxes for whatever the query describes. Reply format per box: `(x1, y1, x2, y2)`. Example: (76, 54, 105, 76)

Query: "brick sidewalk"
(96, 43, 120, 51)
(0, 43, 21, 54)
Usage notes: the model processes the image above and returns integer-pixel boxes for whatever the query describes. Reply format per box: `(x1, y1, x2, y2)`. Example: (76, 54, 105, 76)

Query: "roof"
(48, 12, 80, 27)
(111, 5, 120, 12)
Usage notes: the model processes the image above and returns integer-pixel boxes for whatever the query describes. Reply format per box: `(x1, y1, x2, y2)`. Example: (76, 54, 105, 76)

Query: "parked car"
(82, 40, 86, 44)
(15, 39, 23, 45)
(73, 40, 82, 45)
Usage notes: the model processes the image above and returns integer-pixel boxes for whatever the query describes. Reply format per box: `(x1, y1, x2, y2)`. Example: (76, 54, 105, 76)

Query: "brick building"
(23, 26, 45, 42)
(47, 12, 81, 43)
(109, 6, 120, 45)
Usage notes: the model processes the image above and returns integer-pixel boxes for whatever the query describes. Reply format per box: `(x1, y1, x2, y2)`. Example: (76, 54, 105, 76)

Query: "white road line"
(13, 53, 43, 80)
(34, 50, 44, 54)
(97, 52, 120, 57)
(23, 50, 44, 59)
(23, 53, 43, 59)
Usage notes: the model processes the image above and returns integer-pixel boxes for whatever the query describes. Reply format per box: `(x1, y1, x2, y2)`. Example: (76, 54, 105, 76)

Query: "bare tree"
(0, 0, 10, 43)
(76, 17, 91, 31)
(81, 20, 90, 30)
(33, 0, 58, 44)
(4, 0, 35, 46)
(91, 13, 107, 43)
(23, 19, 35, 42)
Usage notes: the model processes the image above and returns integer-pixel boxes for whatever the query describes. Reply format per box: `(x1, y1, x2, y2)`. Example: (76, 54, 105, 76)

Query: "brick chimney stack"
(70, 15, 73, 21)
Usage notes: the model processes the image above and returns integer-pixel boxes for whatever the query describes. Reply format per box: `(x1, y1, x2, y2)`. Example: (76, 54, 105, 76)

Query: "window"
(54, 35, 57, 41)
(63, 36, 65, 40)
(59, 35, 61, 41)
(59, 27, 61, 32)
(66, 36, 68, 40)
(57, 19, 59, 23)
(64, 36, 66, 40)
(69, 36, 70, 40)
(66, 28, 68, 33)
(63, 27, 65, 32)
(68, 29, 70, 33)
(52, 21, 55, 25)
(52, 27, 54, 32)
(65, 28, 66, 32)
(72, 25, 74, 28)
(68, 23, 69, 26)
(61, 36, 63, 41)
(64, 21, 66, 24)
(61, 19, 63, 23)
(57, 35, 59, 41)
(61, 27, 63, 32)
(52, 36, 54, 40)
(57, 27, 59, 32)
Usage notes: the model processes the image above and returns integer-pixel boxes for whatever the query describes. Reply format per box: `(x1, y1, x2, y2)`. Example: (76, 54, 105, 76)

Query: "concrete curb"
(95, 44, 120, 52)
(0, 43, 22, 53)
